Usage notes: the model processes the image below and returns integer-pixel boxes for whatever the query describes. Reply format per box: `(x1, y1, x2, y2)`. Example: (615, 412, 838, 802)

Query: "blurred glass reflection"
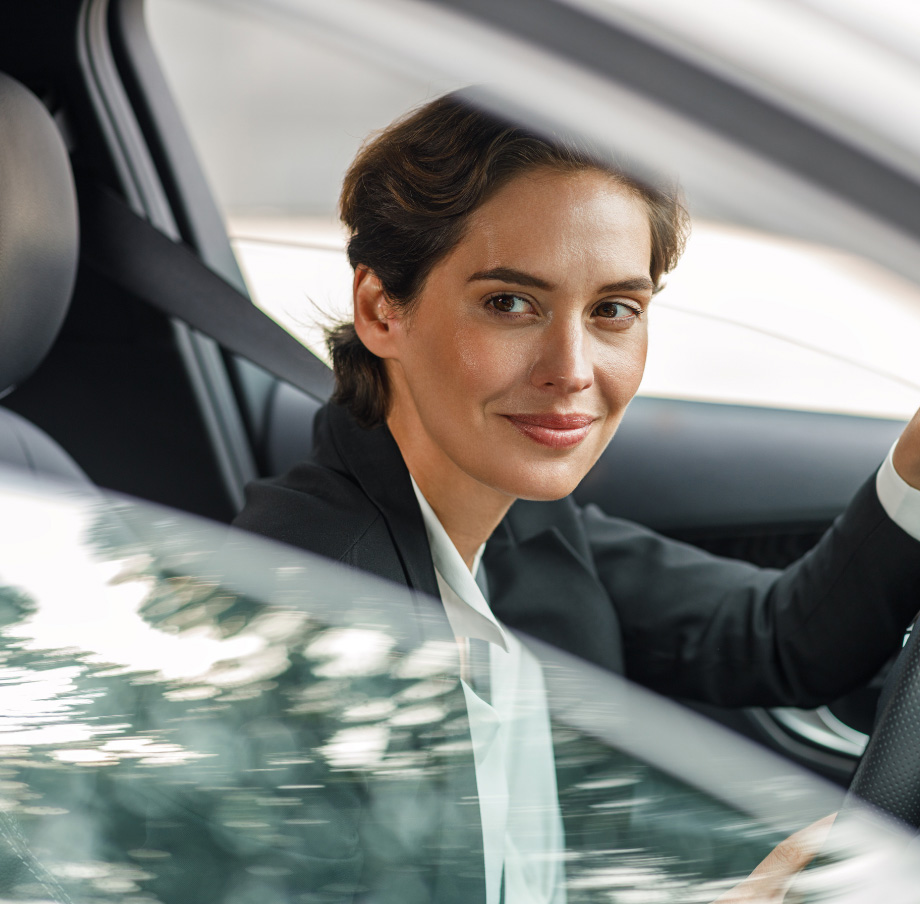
(0, 477, 914, 902)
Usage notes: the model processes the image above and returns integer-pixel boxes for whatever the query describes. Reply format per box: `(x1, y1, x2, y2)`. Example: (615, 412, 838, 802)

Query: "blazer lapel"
(485, 499, 625, 675)
(319, 403, 440, 600)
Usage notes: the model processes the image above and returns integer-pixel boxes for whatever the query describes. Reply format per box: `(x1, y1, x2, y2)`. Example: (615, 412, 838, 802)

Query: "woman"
(234, 93, 920, 900)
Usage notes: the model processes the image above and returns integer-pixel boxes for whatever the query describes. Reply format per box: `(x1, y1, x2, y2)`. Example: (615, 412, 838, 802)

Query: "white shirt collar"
(410, 476, 508, 650)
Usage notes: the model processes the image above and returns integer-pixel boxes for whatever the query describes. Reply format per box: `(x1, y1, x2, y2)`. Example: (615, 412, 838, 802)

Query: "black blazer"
(235, 400, 920, 708)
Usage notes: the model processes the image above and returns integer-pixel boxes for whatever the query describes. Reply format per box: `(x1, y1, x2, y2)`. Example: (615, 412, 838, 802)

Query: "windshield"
(0, 470, 913, 903)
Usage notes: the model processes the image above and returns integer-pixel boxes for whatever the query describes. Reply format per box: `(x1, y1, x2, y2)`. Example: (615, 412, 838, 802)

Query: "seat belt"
(77, 180, 335, 400)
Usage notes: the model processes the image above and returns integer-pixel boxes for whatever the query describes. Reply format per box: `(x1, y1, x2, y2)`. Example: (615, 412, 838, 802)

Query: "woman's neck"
(419, 477, 512, 571)
(388, 421, 515, 571)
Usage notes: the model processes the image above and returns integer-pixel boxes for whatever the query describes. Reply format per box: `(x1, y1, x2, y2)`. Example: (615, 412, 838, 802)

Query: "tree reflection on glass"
(0, 493, 906, 903)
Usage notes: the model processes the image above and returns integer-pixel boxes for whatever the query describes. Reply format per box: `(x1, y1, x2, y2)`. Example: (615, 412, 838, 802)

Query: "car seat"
(0, 71, 89, 484)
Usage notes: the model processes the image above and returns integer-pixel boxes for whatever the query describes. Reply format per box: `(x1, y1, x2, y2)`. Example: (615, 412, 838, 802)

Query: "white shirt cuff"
(876, 440, 920, 543)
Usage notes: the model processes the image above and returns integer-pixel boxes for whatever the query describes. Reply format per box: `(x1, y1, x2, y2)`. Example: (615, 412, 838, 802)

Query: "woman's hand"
(713, 814, 835, 903)
(893, 406, 920, 490)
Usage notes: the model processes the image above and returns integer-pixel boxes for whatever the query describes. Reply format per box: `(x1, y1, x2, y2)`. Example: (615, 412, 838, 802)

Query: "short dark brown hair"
(328, 92, 689, 428)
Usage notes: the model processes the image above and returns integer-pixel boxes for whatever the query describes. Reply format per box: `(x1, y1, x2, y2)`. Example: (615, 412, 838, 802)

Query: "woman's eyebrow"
(599, 277, 656, 294)
(468, 267, 655, 295)
(467, 267, 554, 290)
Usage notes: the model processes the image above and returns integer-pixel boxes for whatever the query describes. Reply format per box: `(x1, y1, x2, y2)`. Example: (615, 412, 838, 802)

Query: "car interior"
(0, 0, 913, 797)
(0, 68, 89, 487)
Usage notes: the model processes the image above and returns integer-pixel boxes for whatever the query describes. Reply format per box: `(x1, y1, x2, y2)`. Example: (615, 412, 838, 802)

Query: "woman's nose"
(529, 321, 594, 393)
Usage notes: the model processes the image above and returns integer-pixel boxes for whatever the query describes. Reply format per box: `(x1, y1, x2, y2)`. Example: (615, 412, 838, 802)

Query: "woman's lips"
(502, 413, 597, 449)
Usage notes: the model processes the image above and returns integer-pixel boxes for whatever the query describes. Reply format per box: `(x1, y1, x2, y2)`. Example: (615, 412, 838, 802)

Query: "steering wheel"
(847, 623, 920, 828)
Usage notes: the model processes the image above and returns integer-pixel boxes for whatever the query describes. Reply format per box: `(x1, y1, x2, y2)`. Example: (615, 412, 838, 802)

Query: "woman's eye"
(487, 293, 531, 315)
(595, 300, 640, 322)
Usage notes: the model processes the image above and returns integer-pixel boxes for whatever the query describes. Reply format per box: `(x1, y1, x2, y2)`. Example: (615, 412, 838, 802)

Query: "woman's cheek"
(597, 333, 647, 402)
(454, 327, 532, 393)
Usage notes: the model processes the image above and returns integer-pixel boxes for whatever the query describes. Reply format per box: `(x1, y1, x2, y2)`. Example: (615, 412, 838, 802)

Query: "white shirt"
(411, 478, 565, 904)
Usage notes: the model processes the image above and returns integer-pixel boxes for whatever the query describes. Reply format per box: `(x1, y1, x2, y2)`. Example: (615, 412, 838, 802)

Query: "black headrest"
(0, 73, 78, 396)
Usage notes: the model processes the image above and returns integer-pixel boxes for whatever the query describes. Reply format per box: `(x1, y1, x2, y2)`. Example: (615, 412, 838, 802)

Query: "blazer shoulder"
(233, 459, 386, 566)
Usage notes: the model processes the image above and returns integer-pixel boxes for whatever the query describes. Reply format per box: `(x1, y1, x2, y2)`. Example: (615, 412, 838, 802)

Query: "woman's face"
(372, 167, 653, 504)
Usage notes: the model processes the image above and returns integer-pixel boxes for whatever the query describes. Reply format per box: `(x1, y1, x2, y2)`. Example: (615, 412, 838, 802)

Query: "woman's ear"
(353, 267, 399, 359)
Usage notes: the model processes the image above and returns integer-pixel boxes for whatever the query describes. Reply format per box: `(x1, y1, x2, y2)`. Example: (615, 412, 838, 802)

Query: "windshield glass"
(0, 470, 913, 902)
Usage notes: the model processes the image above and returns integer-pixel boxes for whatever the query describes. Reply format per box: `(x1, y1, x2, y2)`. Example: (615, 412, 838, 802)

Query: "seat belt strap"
(77, 180, 334, 399)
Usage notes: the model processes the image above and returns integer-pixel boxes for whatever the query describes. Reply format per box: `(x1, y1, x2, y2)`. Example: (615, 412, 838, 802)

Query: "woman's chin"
(486, 466, 588, 503)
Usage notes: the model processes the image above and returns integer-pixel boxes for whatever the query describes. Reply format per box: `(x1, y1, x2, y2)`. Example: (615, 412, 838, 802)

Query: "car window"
(0, 469, 913, 902)
(577, 0, 920, 182)
(229, 228, 920, 420)
(146, 0, 920, 421)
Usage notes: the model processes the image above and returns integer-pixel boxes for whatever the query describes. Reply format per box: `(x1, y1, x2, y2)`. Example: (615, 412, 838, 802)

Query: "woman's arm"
(583, 469, 920, 707)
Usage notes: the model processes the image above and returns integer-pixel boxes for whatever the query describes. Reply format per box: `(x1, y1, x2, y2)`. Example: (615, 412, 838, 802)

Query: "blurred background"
(146, 0, 920, 420)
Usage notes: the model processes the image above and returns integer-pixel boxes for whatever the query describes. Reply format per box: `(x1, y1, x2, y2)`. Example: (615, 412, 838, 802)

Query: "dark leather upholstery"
(262, 379, 322, 476)
(0, 407, 90, 483)
(0, 72, 87, 483)
(848, 626, 920, 828)
(0, 73, 77, 393)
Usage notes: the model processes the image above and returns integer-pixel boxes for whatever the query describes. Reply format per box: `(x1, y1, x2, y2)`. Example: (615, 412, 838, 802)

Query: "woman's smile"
(501, 413, 598, 449)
